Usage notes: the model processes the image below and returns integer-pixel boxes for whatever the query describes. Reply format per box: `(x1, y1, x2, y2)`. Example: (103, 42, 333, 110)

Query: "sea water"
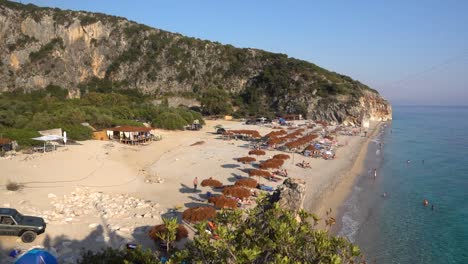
(338, 106, 468, 264)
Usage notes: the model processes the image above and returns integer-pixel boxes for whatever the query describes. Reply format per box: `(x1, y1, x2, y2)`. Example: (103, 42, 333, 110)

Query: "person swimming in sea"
(423, 199, 429, 206)
(407, 159, 411, 164)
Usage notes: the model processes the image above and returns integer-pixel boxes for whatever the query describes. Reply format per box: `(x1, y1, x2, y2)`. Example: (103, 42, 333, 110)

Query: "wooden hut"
(106, 126, 154, 144)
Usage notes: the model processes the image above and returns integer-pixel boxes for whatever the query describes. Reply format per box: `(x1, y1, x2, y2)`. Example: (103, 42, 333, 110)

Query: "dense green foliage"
(200, 88, 233, 115)
(79, 198, 362, 264)
(0, 0, 383, 122)
(0, 86, 204, 146)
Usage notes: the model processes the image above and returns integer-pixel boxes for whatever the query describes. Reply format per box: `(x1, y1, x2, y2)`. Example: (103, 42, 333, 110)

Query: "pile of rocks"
(38, 188, 160, 224)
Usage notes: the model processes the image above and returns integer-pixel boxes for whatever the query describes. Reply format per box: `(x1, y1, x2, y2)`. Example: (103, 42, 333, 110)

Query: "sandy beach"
(0, 119, 382, 262)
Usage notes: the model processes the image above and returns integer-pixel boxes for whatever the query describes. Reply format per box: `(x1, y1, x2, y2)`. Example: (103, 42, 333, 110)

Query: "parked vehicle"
(0, 208, 46, 243)
(216, 128, 226, 134)
(186, 123, 203, 131)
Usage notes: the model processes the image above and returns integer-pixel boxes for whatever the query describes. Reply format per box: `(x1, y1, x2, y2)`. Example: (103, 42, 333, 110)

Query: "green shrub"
(111, 119, 145, 127)
(78, 247, 161, 264)
(152, 112, 188, 130)
(60, 124, 92, 141)
(0, 128, 41, 146)
(200, 88, 232, 115)
(29, 38, 64, 62)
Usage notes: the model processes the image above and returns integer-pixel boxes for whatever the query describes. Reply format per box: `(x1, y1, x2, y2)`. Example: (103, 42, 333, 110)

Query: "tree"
(180, 198, 362, 263)
(80, 197, 362, 263)
(200, 88, 232, 115)
(148, 217, 179, 254)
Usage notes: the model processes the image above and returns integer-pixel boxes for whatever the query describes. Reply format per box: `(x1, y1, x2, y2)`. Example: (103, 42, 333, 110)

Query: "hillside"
(0, 0, 391, 125)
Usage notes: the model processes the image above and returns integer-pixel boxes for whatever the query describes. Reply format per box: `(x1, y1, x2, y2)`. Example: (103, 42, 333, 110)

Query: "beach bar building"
(0, 138, 13, 152)
(106, 126, 154, 145)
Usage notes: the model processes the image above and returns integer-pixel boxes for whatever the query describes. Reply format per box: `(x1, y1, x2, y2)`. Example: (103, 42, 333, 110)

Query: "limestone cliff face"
(0, 1, 391, 125)
(308, 90, 392, 126)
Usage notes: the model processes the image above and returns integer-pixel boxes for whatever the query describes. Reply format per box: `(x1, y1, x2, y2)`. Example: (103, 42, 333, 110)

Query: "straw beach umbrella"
(222, 186, 251, 199)
(248, 169, 272, 178)
(182, 206, 217, 223)
(259, 158, 284, 170)
(201, 178, 223, 188)
(237, 156, 256, 164)
(208, 195, 238, 209)
(235, 178, 258, 188)
(248, 149, 266, 156)
(273, 154, 290, 160)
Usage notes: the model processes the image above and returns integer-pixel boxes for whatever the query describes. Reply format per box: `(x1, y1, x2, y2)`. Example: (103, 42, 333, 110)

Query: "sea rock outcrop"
(269, 178, 307, 216)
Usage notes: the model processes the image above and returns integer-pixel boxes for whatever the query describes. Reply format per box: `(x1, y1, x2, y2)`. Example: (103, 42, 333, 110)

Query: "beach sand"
(0, 120, 381, 260)
(307, 122, 384, 230)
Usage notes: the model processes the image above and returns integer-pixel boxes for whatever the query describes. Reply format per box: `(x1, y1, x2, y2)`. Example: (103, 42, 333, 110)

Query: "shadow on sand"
(0, 219, 157, 263)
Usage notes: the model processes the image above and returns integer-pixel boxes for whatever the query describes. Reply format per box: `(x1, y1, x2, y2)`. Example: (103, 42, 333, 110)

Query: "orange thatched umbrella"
(148, 224, 188, 242)
(228, 130, 261, 139)
(222, 186, 251, 199)
(208, 195, 238, 209)
(182, 206, 216, 223)
(237, 156, 256, 164)
(235, 178, 258, 188)
(248, 149, 266, 156)
(273, 154, 290, 160)
(248, 169, 272, 178)
(259, 158, 284, 170)
(265, 130, 287, 138)
(201, 178, 223, 188)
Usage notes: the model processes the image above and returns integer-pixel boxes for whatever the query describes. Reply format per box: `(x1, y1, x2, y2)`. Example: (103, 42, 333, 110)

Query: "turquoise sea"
(338, 106, 468, 264)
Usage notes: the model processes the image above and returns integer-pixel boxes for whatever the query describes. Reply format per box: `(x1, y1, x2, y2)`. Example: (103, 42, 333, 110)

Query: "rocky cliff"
(0, 1, 391, 125)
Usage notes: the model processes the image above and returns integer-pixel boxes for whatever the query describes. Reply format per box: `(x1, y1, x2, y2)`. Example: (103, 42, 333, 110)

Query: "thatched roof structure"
(208, 195, 238, 209)
(182, 206, 216, 223)
(237, 156, 256, 163)
(248, 169, 272, 178)
(267, 137, 287, 146)
(285, 134, 319, 149)
(248, 149, 266, 156)
(264, 130, 287, 139)
(201, 178, 223, 188)
(222, 186, 251, 199)
(273, 154, 290, 160)
(148, 224, 188, 242)
(259, 158, 284, 170)
(228, 130, 261, 138)
(234, 178, 258, 188)
(107, 126, 152, 132)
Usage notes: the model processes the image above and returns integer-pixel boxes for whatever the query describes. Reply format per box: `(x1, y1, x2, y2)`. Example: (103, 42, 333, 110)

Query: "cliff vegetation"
(0, 0, 392, 128)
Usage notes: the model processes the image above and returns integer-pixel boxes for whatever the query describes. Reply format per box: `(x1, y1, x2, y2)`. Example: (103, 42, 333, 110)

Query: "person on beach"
(373, 169, 377, 180)
(422, 159, 425, 164)
(193, 177, 198, 191)
(431, 204, 434, 211)
(382, 192, 387, 198)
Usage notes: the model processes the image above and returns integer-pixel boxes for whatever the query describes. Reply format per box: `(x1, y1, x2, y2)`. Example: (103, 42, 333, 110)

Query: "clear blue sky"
(19, 0, 468, 105)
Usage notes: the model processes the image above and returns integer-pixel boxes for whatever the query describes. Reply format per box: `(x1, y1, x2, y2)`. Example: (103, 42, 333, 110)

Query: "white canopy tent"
(32, 135, 63, 153)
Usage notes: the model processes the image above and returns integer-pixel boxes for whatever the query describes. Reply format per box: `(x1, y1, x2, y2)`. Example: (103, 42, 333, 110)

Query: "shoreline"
(309, 121, 385, 231)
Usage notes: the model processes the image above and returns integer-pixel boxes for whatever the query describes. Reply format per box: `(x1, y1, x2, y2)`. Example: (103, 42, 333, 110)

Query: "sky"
(17, 0, 468, 105)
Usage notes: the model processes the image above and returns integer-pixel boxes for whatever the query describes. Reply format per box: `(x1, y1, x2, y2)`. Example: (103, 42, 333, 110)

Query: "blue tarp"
(15, 249, 57, 264)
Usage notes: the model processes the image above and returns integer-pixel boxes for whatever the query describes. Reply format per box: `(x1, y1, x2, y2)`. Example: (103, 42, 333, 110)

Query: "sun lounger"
(259, 185, 274, 192)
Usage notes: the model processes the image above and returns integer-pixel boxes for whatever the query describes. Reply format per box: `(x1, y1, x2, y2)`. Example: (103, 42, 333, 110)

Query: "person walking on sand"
(193, 177, 198, 191)
(373, 169, 377, 180)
